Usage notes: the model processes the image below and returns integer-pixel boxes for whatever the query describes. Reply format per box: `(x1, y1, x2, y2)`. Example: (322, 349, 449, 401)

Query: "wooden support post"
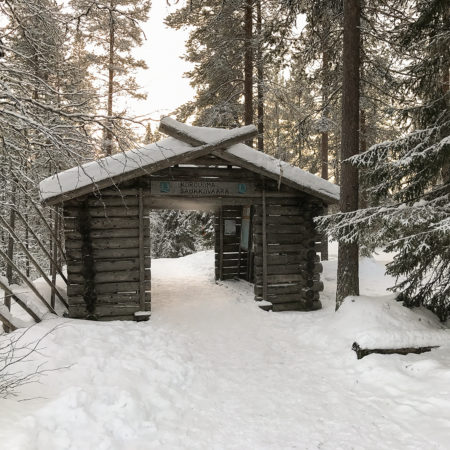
(262, 189, 267, 301)
(51, 207, 59, 309)
(78, 199, 97, 318)
(247, 206, 254, 282)
(138, 188, 146, 310)
(219, 206, 224, 280)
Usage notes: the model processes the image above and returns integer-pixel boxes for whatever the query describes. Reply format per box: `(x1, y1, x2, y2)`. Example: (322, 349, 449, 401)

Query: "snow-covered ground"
(0, 245, 449, 449)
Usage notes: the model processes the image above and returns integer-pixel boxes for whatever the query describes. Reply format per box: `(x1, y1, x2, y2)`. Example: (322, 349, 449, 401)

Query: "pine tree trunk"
(359, 107, 367, 209)
(441, 6, 449, 184)
(105, 0, 115, 156)
(244, 0, 254, 146)
(336, 0, 360, 309)
(320, 47, 330, 261)
(256, 0, 264, 152)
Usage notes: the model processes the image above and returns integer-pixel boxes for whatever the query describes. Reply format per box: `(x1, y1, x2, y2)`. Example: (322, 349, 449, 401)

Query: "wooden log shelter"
(39, 118, 340, 321)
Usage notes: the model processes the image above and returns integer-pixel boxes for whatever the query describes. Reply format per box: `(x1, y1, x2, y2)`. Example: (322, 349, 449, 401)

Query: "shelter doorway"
(148, 203, 254, 285)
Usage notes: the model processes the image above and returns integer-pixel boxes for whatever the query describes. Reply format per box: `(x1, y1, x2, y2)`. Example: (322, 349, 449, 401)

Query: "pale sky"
(124, 1, 194, 127)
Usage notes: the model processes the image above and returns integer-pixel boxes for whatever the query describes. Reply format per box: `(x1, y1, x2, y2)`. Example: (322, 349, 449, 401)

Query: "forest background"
(0, 0, 448, 318)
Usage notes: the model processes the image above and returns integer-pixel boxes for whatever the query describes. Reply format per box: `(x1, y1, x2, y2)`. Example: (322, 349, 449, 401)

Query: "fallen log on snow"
(352, 342, 439, 360)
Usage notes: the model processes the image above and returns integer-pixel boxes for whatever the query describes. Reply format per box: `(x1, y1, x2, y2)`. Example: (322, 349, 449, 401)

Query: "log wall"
(253, 196, 324, 311)
(60, 153, 329, 319)
(64, 190, 151, 320)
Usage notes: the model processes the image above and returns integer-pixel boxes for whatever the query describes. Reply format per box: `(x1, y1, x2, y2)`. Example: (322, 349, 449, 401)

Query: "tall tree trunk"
(335, 127, 341, 185)
(244, 0, 253, 146)
(359, 107, 367, 209)
(5, 174, 17, 310)
(105, 0, 115, 156)
(320, 47, 330, 261)
(441, 7, 449, 184)
(256, 0, 264, 152)
(336, 0, 360, 309)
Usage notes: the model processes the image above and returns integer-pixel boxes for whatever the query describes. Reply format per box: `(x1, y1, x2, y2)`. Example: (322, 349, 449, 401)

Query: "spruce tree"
(318, 0, 450, 319)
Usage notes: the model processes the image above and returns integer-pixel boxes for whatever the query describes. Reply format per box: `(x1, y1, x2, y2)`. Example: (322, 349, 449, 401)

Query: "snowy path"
(0, 250, 449, 449)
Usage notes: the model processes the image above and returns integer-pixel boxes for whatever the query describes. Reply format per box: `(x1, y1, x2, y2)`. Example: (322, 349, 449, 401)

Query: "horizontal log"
(264, 198, 303, 206)
(253, 215, 309, 225)
(253, 223, 307, 234)
(69, 293, 150, 305)
(254, 254, 306, 265)
(68, 269, 150, 285)
(88, 187, 139, 197)
(66, 227, 150, 239)
(67, 280, 150, 296)
(254, 273, 304, 283)
(214, 260, 248, 269)
(64, 217, 141, 231)
(65, 237, 149, 250)
(254, 244, 314, 254)
(217, 274, 242, 281)
(69, 304, 143, 318)
(68, 258, 151, 274)
(264, 264, 302, 275)
(254, 284, 303, 296)
(221, 234, 242, 244)
(266, 206, 302, 215)
(66, 247, 141, 260)
(258, 248, 316, 260)
(214, 243, 241, 253)
(146, 197, 258, 210)
(215, 251, 248, 259)
(146, 166, 259, 179)
(88, 197, 139, 207)
(221, 211, 243, 219)
(64, 206, 139, 218)
(253, 234, 310, 245)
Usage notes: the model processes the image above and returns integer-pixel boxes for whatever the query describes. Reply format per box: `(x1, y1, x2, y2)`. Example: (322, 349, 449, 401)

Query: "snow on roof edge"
(39, 119, 339, 205)
(160, 117, 340, 204)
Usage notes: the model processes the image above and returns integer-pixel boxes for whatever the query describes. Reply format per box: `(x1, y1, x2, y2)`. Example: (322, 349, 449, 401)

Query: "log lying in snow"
(352, 342, 439, 360)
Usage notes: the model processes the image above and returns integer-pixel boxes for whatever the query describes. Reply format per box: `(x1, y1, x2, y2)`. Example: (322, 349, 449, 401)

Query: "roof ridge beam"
(159, 117, 257, 148)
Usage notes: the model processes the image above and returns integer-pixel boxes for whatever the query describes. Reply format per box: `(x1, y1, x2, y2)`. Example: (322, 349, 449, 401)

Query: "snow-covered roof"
(39, 118, 340, 205)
